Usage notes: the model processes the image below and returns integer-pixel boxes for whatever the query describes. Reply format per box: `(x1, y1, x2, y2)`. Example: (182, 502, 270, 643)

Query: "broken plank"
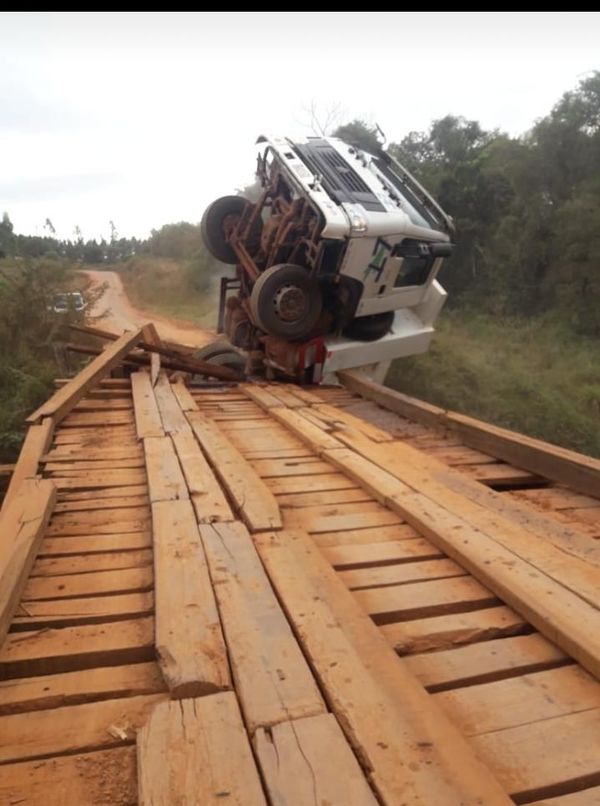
(199, 522, 325, 732)
(0, 617, 155, 678)
(153, 373, 190, 433)
(0, 693, 165, 764)
(171, 430, 233, 523)
(254, 530, 510, 805)
(152, 500, 230, 696)
(254, 713, 377, 805)
(137, 694, 266, 806)
(380, 606, 528, 655)
(0, 661, 165, 715)
(188, 411, 281, 531)
(2, 417, 54, 510)
(27, 328, 142, 426)
(143, 435, 188, 502)
(0, 478, 56, 646)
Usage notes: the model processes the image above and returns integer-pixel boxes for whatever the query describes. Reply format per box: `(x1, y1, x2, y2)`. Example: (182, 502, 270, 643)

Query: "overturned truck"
(200, 133, 454, 383)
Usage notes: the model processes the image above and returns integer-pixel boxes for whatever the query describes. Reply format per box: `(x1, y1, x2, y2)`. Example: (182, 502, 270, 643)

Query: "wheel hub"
(273, 284, 307, 322)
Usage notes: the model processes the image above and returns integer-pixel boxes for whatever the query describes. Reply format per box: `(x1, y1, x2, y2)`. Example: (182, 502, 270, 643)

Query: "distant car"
(49, 292, 87, 314)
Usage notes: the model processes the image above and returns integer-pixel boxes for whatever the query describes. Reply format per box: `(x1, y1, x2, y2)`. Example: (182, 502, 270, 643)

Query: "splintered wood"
(2, 339, 600, 805)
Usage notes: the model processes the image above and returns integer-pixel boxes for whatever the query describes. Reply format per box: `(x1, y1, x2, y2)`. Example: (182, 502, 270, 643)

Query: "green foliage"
(333, 120, 381, 153)
(0, 258, 76, 461)
(387, 310, 600, 459)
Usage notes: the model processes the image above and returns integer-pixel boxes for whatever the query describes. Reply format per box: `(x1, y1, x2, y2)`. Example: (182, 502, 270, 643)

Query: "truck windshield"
(371, 157, 448, 233)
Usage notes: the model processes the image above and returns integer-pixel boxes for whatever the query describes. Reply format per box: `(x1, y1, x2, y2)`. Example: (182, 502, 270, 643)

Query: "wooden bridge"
(1, 324, 599, 805)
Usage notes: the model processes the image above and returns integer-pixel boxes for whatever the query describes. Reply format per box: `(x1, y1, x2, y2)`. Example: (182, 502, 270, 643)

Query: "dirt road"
(82, 270, 214, 348)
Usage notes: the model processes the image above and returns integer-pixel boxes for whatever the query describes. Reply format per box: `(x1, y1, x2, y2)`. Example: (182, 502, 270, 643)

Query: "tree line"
(334, 72, 600, 336)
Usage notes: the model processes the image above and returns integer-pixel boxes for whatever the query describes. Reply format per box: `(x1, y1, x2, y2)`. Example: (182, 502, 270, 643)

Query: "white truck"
(199, 133, 454, 384)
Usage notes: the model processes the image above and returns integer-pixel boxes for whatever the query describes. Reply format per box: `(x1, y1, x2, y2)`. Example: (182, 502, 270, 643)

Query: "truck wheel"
(249, 264, 322, 341)
(192, 342, 246, 378)
(201, 196, 248, 264)
(343, 310, 395, 342)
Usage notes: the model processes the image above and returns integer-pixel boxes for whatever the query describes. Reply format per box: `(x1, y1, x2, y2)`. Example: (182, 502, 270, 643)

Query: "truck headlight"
(343, 204, 368, 234)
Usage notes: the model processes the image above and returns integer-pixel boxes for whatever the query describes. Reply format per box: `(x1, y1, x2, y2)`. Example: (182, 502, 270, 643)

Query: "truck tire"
(201, 196, 248, 264)
(249, 264, 322, 341)
(343, 310, 395, 341)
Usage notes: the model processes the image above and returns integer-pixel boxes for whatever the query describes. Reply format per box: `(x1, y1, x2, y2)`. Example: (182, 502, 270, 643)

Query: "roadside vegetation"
(1, 72, 598, 462)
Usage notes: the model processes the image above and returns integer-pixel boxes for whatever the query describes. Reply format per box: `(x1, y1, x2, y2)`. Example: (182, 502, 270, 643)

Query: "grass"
(114, 256, 221, 327)
(386, 310, 600, 458)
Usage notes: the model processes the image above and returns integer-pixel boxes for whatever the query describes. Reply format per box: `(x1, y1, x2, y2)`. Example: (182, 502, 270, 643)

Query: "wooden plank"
(152, 500, 230, 696)
(45, 457, 145, 471)
(312, 402, 394, 442)
(240, 383, 285, 409)
(264, 473, 357, 495)
(131, 371, 164, 438)
(0, 617, 155, 678)
(312, 523, 420, 547)
(0, 478, 56, 647)
(254, 530, 510, 805)
(54, 494, 149, 513)
(188, 411, 281, 531)
(51, 470, 147, 491)
(269, 407, 343, 450)
(47, 506, 150, 535)
(355, 576, 499, 624)
(45, 446, 142, 461)
(405, 634, 568, 691)
(32, 548, 152, 577)
(434, 664, 600, 736)
(339, 370, 446, 428)
(532, 789, 600, 805)
(251, 457, 335, 478)
(62, 410, 135, 427)
(39, 532, 152, 556)
(153, 373, 190, 433)
(171, 379, 199, 411)
(0, 693, 165, 764)
(199, 522, 325, 732)
(254, 713, 377, 805)
(380, 606, 528, 655)
(137, 694, 266, 806)
(0, 746, 138, 806)
(340, 370, 600, 498)
(276, 486, 370, 507)
(472, 708, 600, 801)
(0, 661, 165, 715)
(143, 435, 188, 502)
(150, 351, 160, 385)
(324, 446, 600, 680)
(57, 484, 147, 501)
(23, 565, 153, 601)
(284, 504, 403, 534)
(13, 591, 154, 630)
(339, 557, 466, 591)
(323, 537, 443, 569)
(27, 328, 142, 425)
(2, 417, 54, 510)
(171, 430, 233, 523)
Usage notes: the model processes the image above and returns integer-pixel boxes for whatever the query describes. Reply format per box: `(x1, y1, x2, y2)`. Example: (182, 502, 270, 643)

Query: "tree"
(332, 120, 381, 153)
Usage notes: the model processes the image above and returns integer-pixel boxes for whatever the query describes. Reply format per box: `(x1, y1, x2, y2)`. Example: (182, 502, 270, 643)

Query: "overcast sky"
(2, 12, 599, 241)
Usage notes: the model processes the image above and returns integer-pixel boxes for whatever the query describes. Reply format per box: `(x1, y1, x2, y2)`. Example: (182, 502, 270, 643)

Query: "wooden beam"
(28, 328, 143, 425)
(131, 371, 163, 438)
(199, 522, 325, 733)
(339, 370, 600, 498)
(2, 417, 54, 511)
(137, 694, 266, 806)
(254, 714, 378, 805)
(254, 529, 510, 805)
(188, 411, 281, 531)
(152, 500, 230, 696)
(143, 436, 188, 503)
(0, 479, 56, 648)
